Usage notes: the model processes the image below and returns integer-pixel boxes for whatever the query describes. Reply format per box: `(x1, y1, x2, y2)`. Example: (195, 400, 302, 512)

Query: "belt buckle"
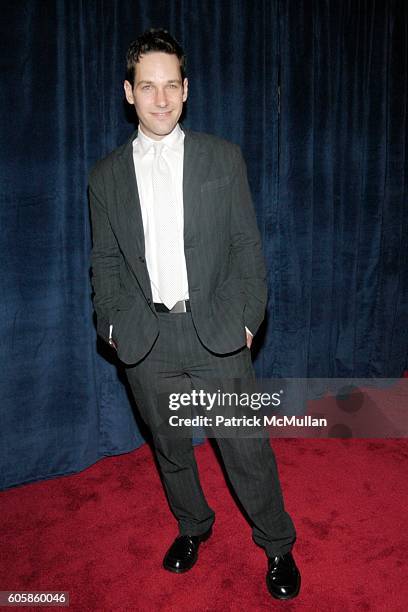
(169, 300, 186, 314)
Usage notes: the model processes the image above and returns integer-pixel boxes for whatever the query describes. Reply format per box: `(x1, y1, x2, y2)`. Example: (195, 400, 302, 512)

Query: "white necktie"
(151, 142, 183, 309)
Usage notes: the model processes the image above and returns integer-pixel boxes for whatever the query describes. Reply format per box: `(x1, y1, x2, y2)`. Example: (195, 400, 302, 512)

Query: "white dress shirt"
(133, 124, 189, 304)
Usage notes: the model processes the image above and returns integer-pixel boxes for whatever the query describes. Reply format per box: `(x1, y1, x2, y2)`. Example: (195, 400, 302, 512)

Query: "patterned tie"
(151, 142, 183, 309)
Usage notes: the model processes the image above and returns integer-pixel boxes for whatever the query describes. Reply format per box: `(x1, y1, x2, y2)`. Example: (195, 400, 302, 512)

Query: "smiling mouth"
(153, 111, 172, 117)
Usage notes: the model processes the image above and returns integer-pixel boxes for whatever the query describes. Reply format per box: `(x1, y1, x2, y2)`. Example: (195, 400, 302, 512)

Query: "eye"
(141, 85, 152, 91)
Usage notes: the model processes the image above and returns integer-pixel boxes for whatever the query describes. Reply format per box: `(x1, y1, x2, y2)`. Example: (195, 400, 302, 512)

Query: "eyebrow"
(137, 79, 182, 85)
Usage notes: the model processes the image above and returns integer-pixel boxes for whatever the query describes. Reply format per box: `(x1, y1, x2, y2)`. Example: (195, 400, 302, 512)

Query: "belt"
(154, 300, 191, 313)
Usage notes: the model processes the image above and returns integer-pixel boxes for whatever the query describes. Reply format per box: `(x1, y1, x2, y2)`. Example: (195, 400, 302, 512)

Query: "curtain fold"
(1, 0, 406, 490)
(276, 0, 407, 377)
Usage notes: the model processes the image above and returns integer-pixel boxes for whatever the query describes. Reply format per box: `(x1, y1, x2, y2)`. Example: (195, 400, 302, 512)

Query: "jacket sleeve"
(88, 167, 120, 344)
(229, 145, 268, 335)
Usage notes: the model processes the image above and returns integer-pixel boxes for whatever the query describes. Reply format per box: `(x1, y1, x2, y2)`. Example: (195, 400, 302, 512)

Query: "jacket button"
(139, 256, 145, 263)
(147, 298, 152, 305)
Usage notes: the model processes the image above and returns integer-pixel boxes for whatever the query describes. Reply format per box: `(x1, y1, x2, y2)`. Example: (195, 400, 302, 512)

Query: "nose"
(155, 87, 168, 108)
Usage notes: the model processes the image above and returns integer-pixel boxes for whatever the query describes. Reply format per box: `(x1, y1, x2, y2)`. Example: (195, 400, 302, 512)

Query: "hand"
(108, 324, 117, 351)
(108, 338, 118, 351)
(246, 329, 253, 349)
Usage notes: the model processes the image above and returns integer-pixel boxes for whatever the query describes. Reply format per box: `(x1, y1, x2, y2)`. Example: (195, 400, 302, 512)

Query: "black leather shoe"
(266, 551, 301, 600)
(163, 527, 212, 573)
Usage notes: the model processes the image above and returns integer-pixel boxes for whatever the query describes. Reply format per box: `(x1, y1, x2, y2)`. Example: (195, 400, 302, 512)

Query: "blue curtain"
(1, 0, 407, 490)
(274, 0, 408, 378)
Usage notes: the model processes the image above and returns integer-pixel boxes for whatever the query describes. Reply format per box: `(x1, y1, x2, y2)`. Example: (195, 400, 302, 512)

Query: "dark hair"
(125, 28, 186, 87)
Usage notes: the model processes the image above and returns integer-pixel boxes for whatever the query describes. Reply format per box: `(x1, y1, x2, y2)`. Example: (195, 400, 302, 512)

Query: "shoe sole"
(163, 561, 196, 574)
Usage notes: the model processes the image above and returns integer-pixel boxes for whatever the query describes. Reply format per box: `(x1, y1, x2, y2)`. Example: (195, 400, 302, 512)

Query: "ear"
(182, 78, 188, 103)
(124, 80, 135, 105)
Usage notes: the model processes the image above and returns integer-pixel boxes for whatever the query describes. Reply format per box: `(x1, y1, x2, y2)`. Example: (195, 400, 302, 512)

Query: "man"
(89, 28, 300, 600)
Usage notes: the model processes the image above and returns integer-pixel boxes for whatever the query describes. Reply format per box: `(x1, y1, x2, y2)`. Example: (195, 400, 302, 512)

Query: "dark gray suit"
(89, 127, 296, 557)
(89, 128, 267, 364)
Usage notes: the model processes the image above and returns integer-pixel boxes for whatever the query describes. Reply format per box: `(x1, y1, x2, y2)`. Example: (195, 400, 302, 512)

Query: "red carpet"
(1, 438, 408, 611)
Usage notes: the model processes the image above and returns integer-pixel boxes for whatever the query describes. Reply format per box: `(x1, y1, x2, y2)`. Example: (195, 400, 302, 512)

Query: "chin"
(139, 118, 178, 140)
(153, 124, 177, 136)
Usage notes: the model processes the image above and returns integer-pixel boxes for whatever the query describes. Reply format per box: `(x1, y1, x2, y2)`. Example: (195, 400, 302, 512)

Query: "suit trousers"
(124, 311, 296, 557)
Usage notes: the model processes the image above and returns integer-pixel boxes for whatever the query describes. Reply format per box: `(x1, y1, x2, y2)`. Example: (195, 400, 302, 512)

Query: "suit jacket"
(89, 127, 267, 364)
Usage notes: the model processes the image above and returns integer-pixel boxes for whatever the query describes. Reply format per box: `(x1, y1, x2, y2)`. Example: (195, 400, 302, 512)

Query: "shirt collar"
(135, 123, 184, 155)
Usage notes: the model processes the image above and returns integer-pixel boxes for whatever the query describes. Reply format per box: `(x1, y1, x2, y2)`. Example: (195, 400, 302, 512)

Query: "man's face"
(124, 52, 188, 140)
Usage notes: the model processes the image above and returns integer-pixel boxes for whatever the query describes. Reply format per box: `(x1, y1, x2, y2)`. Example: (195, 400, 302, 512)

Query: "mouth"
(152, 111, 172, 119)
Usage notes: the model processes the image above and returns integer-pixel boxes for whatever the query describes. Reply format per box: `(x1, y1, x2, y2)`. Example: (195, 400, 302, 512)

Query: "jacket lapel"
(115, 131, 151, 298)
(182, 128, 210, 244)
